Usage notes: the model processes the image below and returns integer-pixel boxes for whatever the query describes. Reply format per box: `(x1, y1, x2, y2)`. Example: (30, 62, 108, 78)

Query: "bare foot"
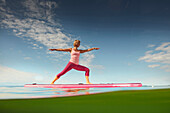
(86, 82, 92, 84)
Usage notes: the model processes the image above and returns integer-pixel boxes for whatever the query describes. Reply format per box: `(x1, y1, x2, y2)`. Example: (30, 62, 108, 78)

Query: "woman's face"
(77, 42, 80, 47)
(74, 41, 80, 47)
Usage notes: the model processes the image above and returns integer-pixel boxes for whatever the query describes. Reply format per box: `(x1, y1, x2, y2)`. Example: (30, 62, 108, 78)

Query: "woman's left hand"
(93, 48, 100, 50)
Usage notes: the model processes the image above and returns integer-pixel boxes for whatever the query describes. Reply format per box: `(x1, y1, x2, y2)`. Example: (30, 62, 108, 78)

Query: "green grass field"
(0, 88, 170, 113)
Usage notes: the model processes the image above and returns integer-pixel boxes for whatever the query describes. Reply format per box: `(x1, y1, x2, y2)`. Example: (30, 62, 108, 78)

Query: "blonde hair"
(73, 40, 80, 47)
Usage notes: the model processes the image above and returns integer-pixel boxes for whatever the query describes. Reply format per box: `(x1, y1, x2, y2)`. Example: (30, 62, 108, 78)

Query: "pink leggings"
(56, 62, 90, 78)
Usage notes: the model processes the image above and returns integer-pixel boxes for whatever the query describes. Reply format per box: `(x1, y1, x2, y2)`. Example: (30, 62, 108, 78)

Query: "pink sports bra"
(69, 48, 80, 64)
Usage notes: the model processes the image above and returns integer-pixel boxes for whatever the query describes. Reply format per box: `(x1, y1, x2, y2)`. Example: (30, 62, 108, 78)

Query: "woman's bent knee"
(85, 68, 90, 76)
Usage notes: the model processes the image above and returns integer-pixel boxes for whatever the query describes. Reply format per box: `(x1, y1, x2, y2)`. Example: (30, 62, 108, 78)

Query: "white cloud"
(160, 65, 170, 72)
(145, 50, 153, 54)
(80, 52, 104, 69)
(148, 44, 155, 48)
(80, 53, 95, 67)
(90, 64, 105, 70)
(148, 64, 160, 68)
(21, 0, 58, 23)
(0, 65, 50, 84)
(24, 57, 31, 60)
(139, 42, 170, 72)
(0, 0, 72, 50)
(0, 0, 103, 69)
(155, 42, 170, 52)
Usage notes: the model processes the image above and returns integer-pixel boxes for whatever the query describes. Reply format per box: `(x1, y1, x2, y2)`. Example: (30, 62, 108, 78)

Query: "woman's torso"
(69, 48, 80, 64)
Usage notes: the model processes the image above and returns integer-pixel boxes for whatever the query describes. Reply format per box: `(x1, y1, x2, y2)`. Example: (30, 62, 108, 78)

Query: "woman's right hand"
(49, 49, 56, 51)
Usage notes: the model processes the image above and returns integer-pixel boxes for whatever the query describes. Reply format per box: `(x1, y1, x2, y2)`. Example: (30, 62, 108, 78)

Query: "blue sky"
(0, 0, 170, 85)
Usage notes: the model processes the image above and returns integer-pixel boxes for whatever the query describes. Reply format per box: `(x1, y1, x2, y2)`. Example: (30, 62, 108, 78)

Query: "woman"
(49, 40, 99, 84)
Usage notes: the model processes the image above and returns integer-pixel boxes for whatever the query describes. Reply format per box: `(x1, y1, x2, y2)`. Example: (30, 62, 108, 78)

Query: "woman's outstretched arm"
(80, 48, 100, 53)
(49, 48, 72, 52)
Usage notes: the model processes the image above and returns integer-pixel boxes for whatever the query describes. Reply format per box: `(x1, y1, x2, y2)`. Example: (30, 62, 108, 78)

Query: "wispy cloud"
(0, 0, 73, 63)
(80, 53, 95, 66)
(0, 0, 102, 69)
(139, 42, 170, 72)
(148, 64, 160, 68)
(24, 57, 32, 60)
(147, 44, 155, 48)
(0, 65, 49, 84)
(160, 65, 170, 72)
(80, 53, 104, 69)
(0, 0, 73, 49)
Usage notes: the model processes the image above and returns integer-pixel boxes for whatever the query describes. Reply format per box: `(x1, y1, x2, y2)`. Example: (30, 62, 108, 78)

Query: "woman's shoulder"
(64, 48, 72, 52)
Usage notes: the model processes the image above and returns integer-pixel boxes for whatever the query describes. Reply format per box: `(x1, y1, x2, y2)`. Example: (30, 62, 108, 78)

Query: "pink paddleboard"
(24, 83, 142, 88)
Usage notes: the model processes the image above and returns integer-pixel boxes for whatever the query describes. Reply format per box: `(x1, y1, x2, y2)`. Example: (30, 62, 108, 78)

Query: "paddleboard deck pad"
(24, 83, 142, 88)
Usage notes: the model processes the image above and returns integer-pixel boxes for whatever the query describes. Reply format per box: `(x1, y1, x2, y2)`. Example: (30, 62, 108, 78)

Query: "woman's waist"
(70, 58, 79, 61)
